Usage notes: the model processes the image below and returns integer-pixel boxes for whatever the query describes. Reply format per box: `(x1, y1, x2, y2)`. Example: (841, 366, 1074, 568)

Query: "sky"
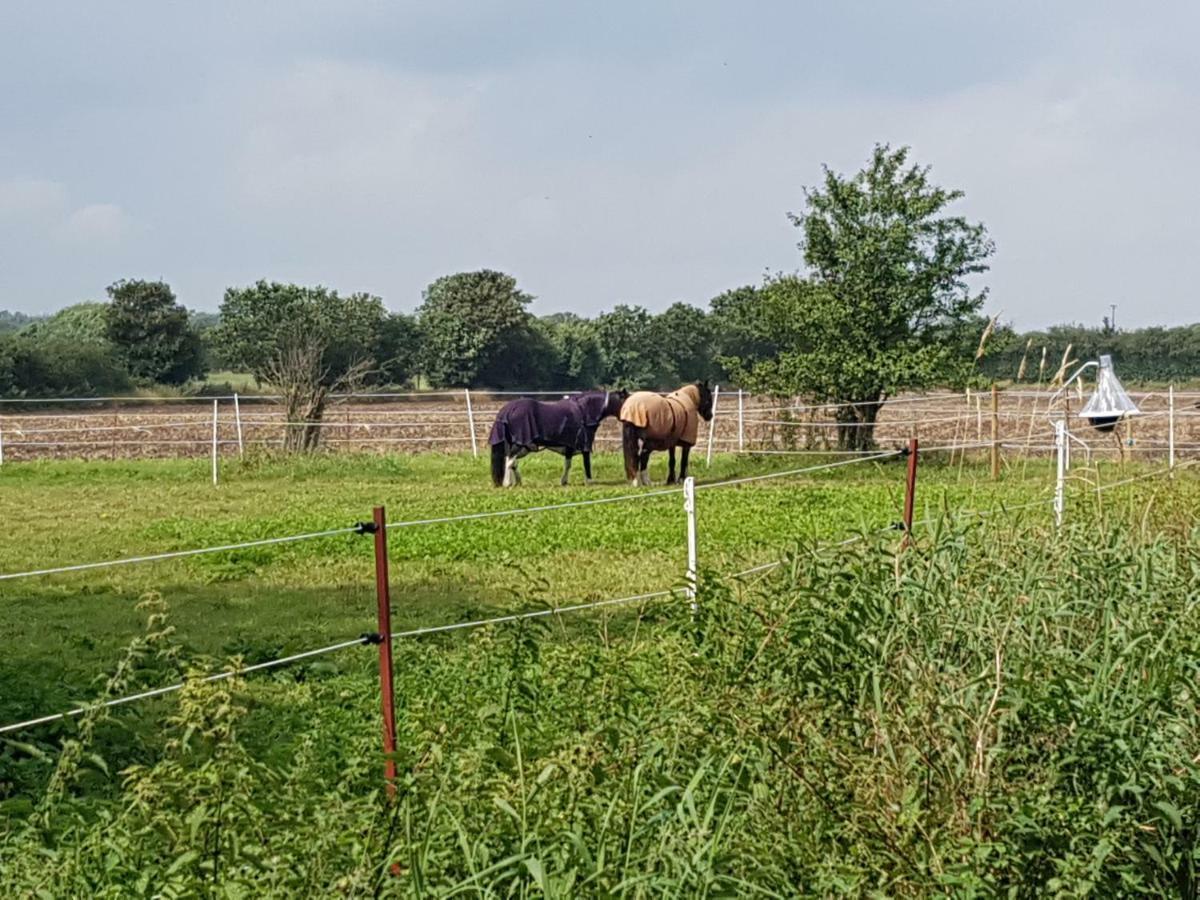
(1, 1, 1197, 329)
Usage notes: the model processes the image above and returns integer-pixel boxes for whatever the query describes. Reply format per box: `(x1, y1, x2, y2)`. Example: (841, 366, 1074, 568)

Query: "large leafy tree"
(0, 311, 39, 334)
(374, 312, 422, 387)
(417, 270, 532, 387)
(539, 314, 607, 389)
(654, 302, 722, 384)
(710, 285, 777, 375)
(2, 303, 130, 397)
(594, 304, 671, 389)
(728, 144, 994, 449)
(105, 280, 206, 385)
(215, 281, 386, 450)
(0, 330, 131, 397)
(20, 302, 111, 346)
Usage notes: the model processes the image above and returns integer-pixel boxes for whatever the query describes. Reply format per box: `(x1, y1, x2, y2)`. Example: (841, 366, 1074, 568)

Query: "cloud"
(2, 2, 1198, 325)
(0, 179, 131, 247)
(0, 178, 68, 223)
(56, 203, 131, 246)
(233, 60, 487, 212)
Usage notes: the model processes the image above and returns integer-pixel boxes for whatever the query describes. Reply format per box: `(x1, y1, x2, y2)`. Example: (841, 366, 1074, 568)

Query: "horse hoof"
(584, 478, 594, 486)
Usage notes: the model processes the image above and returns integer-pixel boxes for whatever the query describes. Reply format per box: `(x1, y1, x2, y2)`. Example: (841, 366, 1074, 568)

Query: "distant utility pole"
(1110, 304, 1117, 331)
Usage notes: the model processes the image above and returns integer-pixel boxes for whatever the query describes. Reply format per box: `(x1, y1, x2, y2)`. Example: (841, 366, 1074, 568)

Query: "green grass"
(200, 369, 260, 392)
(0, 450, 1060, 721)
(1, 450, 1197, 894)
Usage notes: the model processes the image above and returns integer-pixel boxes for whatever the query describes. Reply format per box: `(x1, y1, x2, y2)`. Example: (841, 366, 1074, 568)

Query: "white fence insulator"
(464, 389, 478, 459)
(684, 476, 698, 616)
(706, 385, 721, 467)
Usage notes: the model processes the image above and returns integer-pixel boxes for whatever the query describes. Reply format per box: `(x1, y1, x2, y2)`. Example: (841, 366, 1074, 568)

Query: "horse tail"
(622, 423, 639, 482)
(490, 441, 507, 487)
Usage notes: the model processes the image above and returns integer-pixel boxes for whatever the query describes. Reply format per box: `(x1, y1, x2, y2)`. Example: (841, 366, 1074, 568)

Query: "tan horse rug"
(619, 384, 701, 446)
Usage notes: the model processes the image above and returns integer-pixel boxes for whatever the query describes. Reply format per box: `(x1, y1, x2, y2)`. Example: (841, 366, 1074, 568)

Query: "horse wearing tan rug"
(619, 381, 714, 485)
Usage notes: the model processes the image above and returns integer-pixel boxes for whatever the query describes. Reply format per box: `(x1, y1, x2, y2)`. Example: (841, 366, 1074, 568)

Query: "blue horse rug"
(488, 392, 612, 453)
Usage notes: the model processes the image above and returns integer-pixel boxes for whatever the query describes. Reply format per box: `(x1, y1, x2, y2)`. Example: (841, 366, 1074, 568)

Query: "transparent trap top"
(1079, 354, 1139, 430)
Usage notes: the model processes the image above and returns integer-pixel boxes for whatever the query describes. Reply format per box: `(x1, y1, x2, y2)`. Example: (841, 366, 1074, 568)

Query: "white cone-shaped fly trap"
(1079, 354, 1139, 432)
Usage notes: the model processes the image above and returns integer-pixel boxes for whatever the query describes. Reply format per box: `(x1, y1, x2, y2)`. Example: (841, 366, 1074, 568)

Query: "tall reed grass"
(2, 487, 1197, 895)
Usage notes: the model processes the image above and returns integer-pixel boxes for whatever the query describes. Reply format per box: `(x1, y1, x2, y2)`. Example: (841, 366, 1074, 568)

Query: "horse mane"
(667, 383, 702, 410)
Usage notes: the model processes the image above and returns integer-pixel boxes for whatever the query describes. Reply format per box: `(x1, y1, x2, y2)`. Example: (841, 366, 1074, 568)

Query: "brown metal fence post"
(371, 505, 398, 798)
(903, 437, 919, 545)
(990, 384, 1000, 480)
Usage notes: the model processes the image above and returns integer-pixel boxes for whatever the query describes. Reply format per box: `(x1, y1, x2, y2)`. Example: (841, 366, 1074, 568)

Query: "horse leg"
(506, 447, 529, 487)
(561, 452, 573, 486)
(622, 425, 641, 485)
(666, 446, 677, 485)
(582, 451, 593, 485)
(514, 448, 528, 485)
(638, 448, 653, 486)
(679, 444, 691, 482)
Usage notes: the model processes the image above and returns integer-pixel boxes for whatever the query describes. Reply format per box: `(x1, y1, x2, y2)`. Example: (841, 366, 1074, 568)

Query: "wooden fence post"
(370, 506, 399, 798)
(902, 437, 919, 546)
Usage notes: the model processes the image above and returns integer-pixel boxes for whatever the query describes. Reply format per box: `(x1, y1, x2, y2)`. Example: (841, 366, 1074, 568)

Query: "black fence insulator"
(355, 521, 379, 535)
(899, 445, 912, 458)
(361, 632, 383, 645)
(890, 521, 906, 531)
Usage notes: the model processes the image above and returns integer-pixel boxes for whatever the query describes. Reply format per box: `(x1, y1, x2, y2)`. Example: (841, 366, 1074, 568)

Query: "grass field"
(0, 450, 1049, 715)
(1, 450, 1197, 895)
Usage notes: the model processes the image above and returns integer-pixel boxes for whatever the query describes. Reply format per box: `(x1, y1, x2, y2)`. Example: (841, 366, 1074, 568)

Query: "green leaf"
(165, 850, 200, 877)
(1153, 801, 1183, 830)
(524, 857, 547, 891)
(493, 796, 520, 822)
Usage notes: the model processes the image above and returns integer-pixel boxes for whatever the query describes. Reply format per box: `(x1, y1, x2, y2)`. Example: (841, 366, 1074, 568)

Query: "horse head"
(696, 380, 714, 421)
(603, 388, 629, 419)
(574, 388, 628, 427)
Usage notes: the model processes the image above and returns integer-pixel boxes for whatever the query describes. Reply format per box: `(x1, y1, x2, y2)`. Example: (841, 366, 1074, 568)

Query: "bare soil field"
(1, 389, 1198, 463)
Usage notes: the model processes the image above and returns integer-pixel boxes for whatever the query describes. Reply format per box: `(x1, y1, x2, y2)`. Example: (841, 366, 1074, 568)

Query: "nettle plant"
(2, 496, 1199, 896)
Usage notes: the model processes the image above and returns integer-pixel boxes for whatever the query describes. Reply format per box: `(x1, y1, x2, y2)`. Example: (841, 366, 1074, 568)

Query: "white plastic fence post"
(1053, 419, 1066, 529)
(705, 385, 721, 467)
(1168, 383, 1175, 474)
(464, 389, 478, 459)
(737, 388, 744, 452)
(234, 392, 244, 457)
(684, 476, 697, 616)
(211, 399, 219, 486)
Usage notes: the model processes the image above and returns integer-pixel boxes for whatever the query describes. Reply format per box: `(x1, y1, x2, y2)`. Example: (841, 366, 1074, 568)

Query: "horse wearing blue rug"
(489, 389, 627, 487)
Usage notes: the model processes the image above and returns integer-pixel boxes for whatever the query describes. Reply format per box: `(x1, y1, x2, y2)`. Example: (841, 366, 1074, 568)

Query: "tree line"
(0, 277, 733, 397)
(978, 322, 1200, 384)
(2, 145, 1196, 448)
